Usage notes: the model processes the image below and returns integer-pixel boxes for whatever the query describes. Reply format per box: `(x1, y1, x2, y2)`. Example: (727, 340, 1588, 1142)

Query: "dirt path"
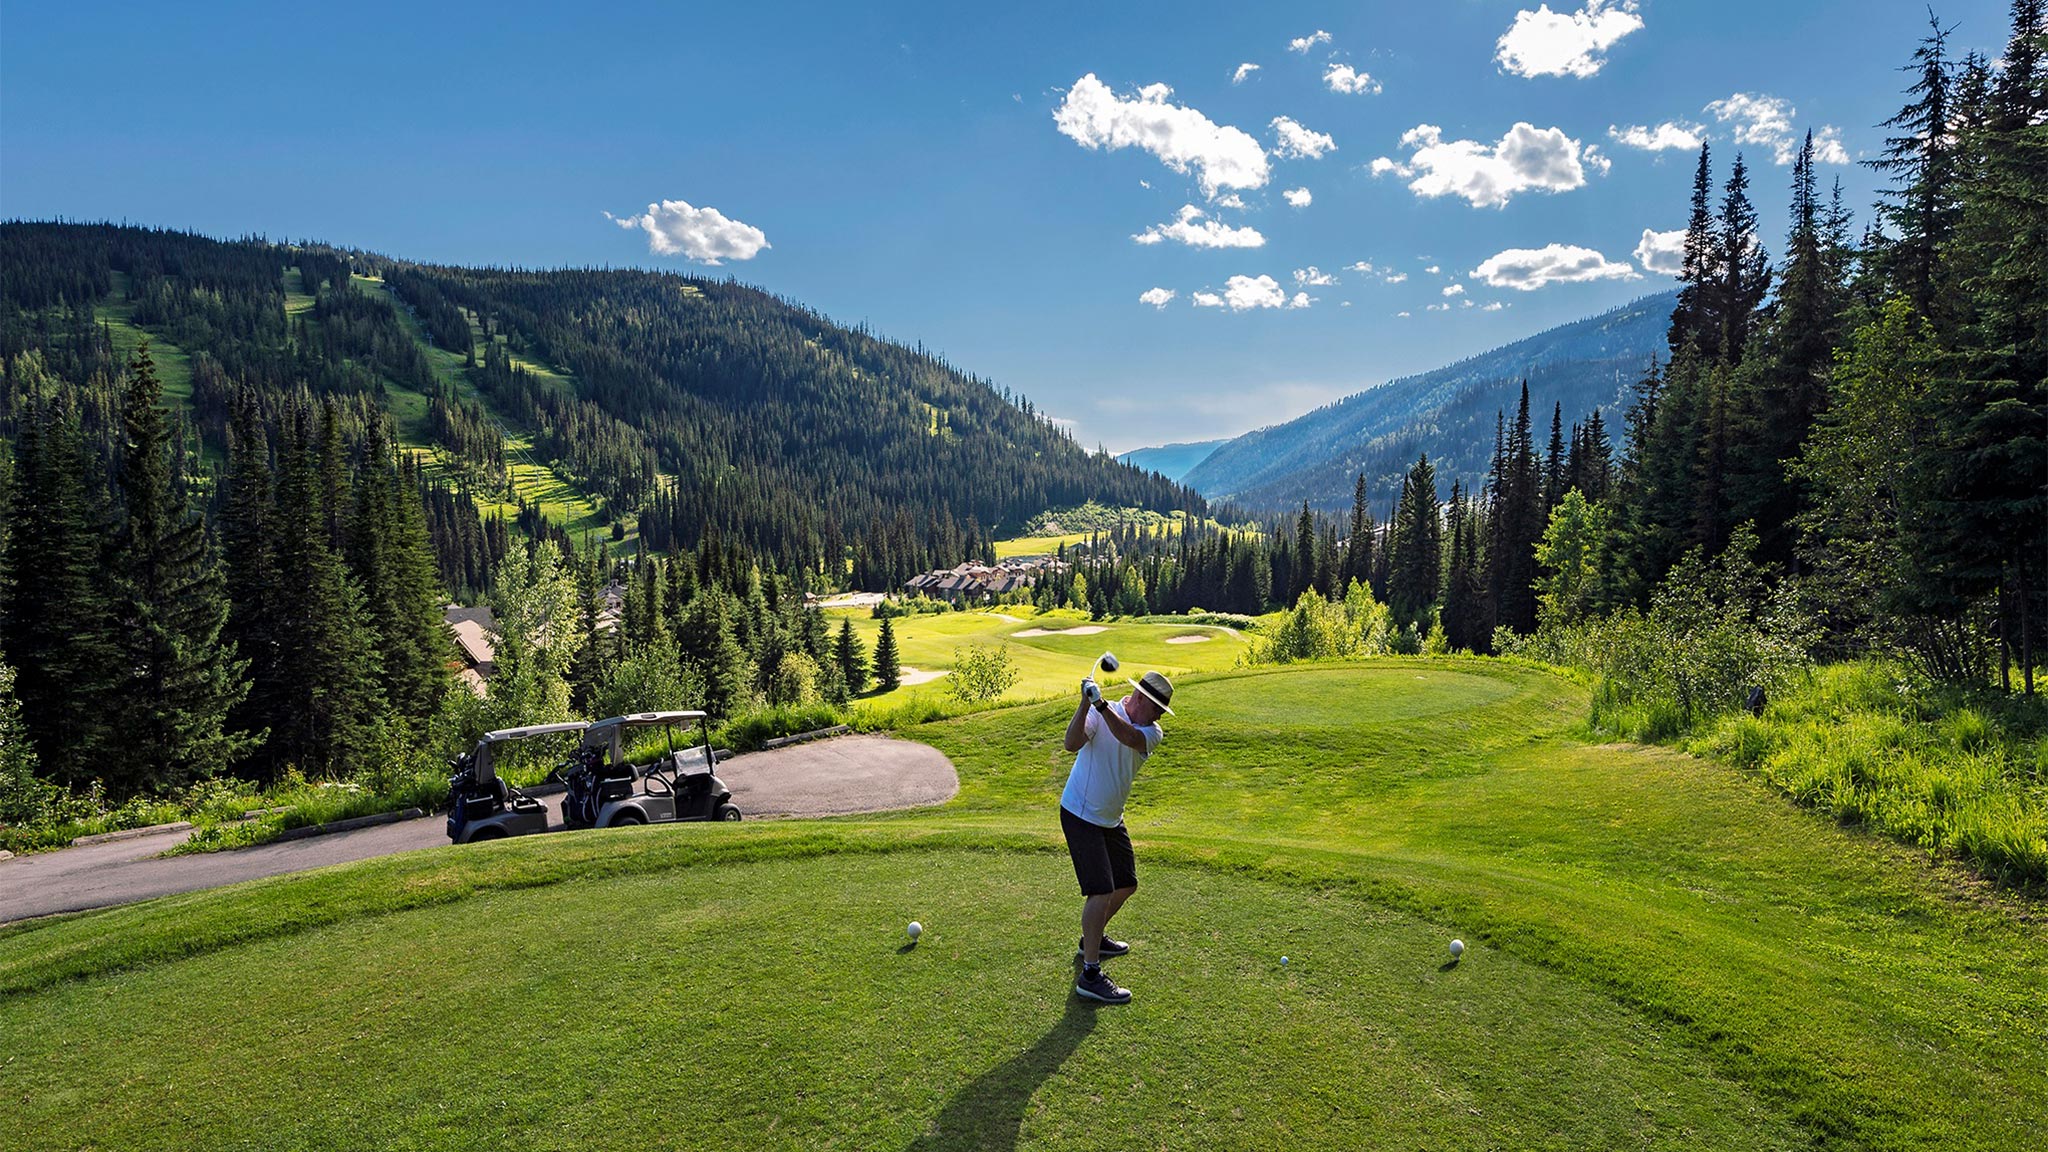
(0, 735, 957, 923)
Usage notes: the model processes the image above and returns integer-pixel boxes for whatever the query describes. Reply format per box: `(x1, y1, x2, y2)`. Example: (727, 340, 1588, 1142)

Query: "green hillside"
(5, 662, 2039, 1150)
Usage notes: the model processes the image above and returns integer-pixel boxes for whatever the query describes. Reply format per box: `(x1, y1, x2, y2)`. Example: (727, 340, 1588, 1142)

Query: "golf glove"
(1082, 677, 1101, 705)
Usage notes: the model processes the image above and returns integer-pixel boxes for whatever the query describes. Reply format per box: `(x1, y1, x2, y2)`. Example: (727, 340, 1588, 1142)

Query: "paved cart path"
(0, 735, 957, 923)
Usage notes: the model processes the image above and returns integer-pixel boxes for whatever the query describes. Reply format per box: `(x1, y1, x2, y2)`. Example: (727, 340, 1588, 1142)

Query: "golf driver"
(1084, 652, 1119, 704)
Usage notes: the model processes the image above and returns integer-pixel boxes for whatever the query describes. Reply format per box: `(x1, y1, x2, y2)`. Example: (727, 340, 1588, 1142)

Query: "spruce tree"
(835, 617, 870, 696)
(1668, 145, 1722, 358)
(346, 422, 451, 729)
(0, 391, 115, 784)
(1386, 454, 1441, 629)
(106, 343, 254, 795)
(872, 614, 902, 692)
(1871, 12, 1960, 318)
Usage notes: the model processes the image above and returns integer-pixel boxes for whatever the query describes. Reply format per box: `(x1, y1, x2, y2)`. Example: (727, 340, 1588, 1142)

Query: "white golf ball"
(1280, 955, 1289, 965)
(907, 921, 923, 941)
(1449, 939, 1465, 958)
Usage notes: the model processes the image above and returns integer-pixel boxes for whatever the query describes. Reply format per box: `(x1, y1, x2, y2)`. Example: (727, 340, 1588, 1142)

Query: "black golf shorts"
(1061, 806, 1137, 896)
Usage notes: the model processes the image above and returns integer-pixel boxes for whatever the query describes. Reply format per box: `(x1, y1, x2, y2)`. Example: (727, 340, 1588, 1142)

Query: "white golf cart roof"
(470, 721, 589, 783)
(482, 721, 591, 743)
(581, 711, 711, 761)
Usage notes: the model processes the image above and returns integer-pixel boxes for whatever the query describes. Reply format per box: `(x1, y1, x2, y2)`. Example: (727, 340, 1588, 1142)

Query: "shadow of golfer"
(905, 996, 1100, 1152)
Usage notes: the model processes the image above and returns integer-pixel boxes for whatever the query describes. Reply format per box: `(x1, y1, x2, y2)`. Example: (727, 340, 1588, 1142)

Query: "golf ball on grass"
(1449, 939, 1464, 958)
(907, 921, 923, 941)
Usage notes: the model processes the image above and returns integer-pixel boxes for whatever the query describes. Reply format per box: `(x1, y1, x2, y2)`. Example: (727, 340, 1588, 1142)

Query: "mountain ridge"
(1179, 289, 1678, 513)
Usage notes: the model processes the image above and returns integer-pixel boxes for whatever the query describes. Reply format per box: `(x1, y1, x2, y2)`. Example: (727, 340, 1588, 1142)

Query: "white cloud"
(1233, 62, 1260, 85)
(1341, 301, 1353, 307)
(1397, 310, 1412, 317)
(1344, 260, 1375, 274)
(1609, 121, 1705, 152)
(1372, 122, 1604, 208)
(1422, 265, 1440, 274)
(1289, 29, 1332, 53)
(1283, 186, 1313, 207)
(1385, 272, 1409, 284)
(1139, 287, 1177, 309)
(1482, 301, 1507, 311)
(1214, 192, 1247, 209)
(1272, 117, 1336, 160)
(1054, 74, 1271, 196)
(1811, 126, 1851, 165)
(1294, 266, 1337, 286)
(606, 200, 770, 264)
(1426, 302, 1451, 312)
(1324, 64, 1380, 95)
(1704, 93, 1850, 165)
(1194, 274, 1313, 311)
(1139, 179, 1152, 189)
(1472, 243, 1642, 289)
(1633, 228, 1687, 276)
(1132, 204, 1267, 248)
(1443, 283, 1466, 297)
(1496, 1, 1643, 79)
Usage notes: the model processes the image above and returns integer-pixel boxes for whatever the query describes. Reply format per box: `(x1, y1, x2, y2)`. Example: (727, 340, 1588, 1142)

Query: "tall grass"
(1690, 662, 2047, 886)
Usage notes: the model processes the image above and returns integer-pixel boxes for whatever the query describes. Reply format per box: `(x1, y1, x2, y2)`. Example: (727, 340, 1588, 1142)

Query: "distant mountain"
(1182, 290, 1678, 514)
(1117, 439, 1228, 483)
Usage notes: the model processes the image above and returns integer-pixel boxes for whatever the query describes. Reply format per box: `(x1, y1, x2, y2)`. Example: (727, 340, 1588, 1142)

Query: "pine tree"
(0, 390, 115, 783)
(346, 423, 451, 728)
(1386, 454, 1441, 629)
(1294, 501, 1316, 600)
(105, 343, 254, 795)
(872, 614, 902, 692)
(1343, 472, 1373, 590)
(1715, 154, 1772, 366)
(835, 617, 870, 695)
(1668, 145, 1722, 359)
(266, 406, 384, 776)
(1871, 12, 1960, 318)
(1541, 401, 1568, 515)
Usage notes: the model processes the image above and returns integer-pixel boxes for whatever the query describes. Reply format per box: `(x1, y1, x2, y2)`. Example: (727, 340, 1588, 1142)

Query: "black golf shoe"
(1076, 936, 1131, 960)
(1075, 966, 1131, 1004)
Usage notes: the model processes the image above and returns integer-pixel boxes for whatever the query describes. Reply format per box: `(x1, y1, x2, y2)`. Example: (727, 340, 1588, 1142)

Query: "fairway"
(4, 661, 2042, 1150)
(840, 608, 1250, 711)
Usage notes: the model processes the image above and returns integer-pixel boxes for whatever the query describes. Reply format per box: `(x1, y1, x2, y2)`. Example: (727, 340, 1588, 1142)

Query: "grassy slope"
(94, 271, 196, 408)
(2, 662, 2042, 1150)
(350, 273, 631, 549)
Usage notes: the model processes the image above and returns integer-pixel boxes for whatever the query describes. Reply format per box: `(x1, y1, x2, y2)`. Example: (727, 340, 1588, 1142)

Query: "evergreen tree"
(1541, 401, 1568, 515)
(106, 343, 254, 795)
(1485, 384, 1544, 633)
(872, 614, 902, 692)
(0, 391, 114, 783)
(835, 617, 870, 696)
(1668, 145, 1722, 358)
(346, 422, 451, 728)
(1294, 501, 1317, 600)
(1386, 453, 1442, 628)
(1714, 154, 1772, 365)
(1870, 12, 1960, 318)
(265, 406, 384, 776)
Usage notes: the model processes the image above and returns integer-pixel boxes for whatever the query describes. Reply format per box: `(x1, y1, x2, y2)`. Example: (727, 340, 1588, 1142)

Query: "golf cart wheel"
(608, 810, 646, 828)
(716, 804, 743, 822)
(468, 827, 508, 842)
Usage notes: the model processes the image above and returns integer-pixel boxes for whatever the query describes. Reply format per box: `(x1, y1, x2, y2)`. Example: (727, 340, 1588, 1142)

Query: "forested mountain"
(1181, 290, 1677, 513)
(0, 224, 1201, 582)
(1117, 438, 1228, 482)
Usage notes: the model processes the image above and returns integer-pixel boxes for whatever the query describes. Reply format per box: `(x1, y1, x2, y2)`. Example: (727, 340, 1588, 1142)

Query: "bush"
(948, 644, 1019, 704)
(713, 703, 848, 753)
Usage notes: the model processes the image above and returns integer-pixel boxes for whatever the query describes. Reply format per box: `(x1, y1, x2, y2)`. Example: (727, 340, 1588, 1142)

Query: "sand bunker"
(1165, 634, 1215, 644)
(897, 666, 950, 686)
(1012, 625, 1108, 637)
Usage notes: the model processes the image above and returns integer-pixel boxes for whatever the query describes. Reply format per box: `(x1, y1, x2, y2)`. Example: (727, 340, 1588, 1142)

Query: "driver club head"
(1098, 652, 1120, 674)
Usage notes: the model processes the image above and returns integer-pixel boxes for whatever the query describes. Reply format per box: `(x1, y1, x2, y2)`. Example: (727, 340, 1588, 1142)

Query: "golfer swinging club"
(1061, 666, 1173, 1004)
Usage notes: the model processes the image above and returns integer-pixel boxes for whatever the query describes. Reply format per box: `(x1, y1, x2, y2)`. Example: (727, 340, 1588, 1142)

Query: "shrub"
(949, 644, 1019, 704)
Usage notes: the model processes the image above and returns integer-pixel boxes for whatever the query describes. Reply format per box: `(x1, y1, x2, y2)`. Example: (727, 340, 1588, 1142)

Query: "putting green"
(4, 853, 1803, 1151)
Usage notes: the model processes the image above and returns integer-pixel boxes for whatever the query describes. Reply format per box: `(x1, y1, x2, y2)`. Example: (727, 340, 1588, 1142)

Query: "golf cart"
(446, 721, 590, 843)
(561, 710, 742, 829)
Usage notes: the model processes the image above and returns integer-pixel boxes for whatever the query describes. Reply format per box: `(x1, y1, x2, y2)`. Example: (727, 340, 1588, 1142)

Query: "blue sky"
(1, 1, 2015, 452)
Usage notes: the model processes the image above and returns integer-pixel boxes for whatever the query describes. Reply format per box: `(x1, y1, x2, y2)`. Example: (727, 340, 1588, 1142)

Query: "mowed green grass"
(835, 607, 1248, 711)
(3, 662, 2043, 1150)
(95, 272, 196, 408)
